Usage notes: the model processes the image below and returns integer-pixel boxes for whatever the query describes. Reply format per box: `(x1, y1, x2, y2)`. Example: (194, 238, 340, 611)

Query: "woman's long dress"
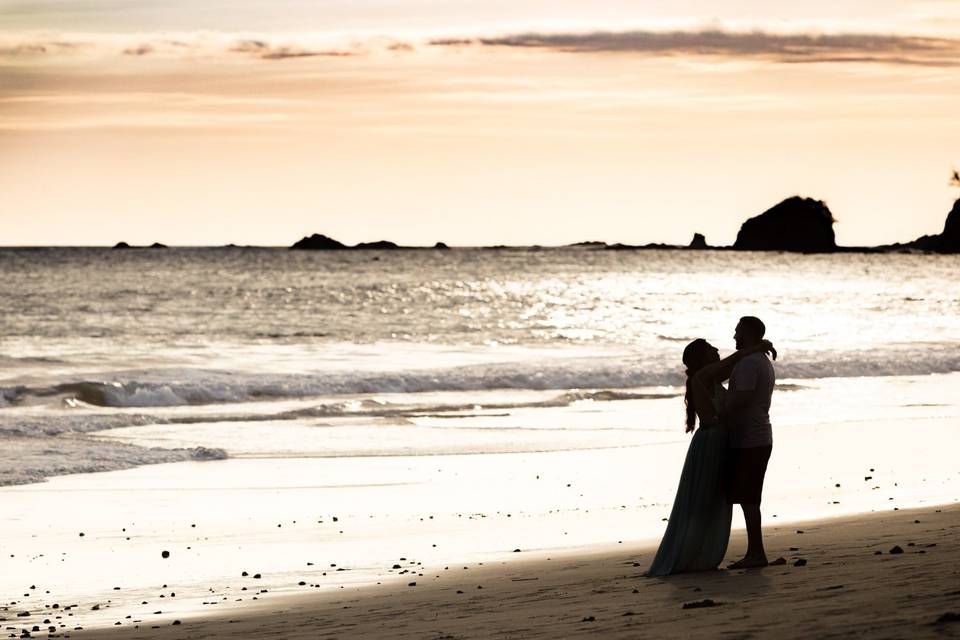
(645, 388, 732, 576)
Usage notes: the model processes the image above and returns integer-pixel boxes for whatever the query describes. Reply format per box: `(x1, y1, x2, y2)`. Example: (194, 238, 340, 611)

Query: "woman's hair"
(682, 339, 711, 433)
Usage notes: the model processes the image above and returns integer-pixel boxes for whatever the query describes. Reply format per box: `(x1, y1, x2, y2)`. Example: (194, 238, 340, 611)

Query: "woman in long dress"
(645, 338, 775, 576)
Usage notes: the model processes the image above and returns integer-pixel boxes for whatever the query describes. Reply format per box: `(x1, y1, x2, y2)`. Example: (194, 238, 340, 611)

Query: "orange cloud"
(433, 30, 960, 66)
(3, 29, 960, 66)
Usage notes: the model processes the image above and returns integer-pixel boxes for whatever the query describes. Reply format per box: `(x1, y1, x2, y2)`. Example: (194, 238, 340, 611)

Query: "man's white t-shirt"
(727, 352, 775, 448)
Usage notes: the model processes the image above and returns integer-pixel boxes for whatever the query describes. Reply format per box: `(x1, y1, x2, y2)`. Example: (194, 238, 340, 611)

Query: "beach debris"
(793, 559, 807, 567)
(889, 545, 904, 554)
(874, 551, 883, 555)
(408, 582, 416, 587)
(682, 599, 722, 609)
(769, 557, 787, 566)
(581, 616, 596, 622)
(934, 613, 960, 624)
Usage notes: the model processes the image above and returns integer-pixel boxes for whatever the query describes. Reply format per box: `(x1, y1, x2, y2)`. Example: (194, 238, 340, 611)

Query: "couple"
(646, 316, 776, 576)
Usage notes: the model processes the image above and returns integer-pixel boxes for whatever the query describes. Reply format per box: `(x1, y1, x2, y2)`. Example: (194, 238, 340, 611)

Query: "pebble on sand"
(793, 559, 808, 567)
(161, 551, 170, 559)
(682, 599, 722, 609)
(890, 545, 904, 554)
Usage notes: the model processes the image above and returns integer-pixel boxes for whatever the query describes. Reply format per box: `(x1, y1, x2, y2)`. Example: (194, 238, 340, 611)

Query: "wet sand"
(52, 504, 959, 639)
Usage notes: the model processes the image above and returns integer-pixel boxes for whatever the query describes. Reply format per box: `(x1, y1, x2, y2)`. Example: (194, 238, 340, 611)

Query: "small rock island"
(733, 196, 837, 253)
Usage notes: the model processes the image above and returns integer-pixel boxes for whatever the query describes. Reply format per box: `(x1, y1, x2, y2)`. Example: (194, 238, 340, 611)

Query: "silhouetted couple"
(646, 316, 775, 576)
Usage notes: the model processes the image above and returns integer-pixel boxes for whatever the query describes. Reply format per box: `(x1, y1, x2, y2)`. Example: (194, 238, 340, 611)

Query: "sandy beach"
(27, 503, 948, 639)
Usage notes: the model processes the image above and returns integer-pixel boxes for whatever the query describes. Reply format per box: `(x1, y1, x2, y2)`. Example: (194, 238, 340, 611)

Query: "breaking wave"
(1, 346, 958, 409)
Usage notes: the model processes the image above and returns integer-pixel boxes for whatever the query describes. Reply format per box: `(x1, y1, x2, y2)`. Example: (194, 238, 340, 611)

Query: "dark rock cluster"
(733, 196, 837, 253)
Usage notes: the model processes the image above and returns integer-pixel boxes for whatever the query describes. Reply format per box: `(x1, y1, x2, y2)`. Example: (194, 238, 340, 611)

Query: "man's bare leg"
(728, 504, 768, 569)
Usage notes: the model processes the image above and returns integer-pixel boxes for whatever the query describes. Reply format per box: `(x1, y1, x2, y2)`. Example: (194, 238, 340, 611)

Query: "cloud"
(431, 29, 960, 66)
(2, 29, 959, 67)
(0, 33, 359, 61)
(386, 42, 415, 53)
(228, 40, 355, 60)
(0, 40, 86, 56)
(122, 44, 153, 56)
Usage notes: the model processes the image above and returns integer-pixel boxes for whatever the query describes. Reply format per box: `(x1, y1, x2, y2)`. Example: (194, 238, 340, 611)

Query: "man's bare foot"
(727, 555, 768, 570)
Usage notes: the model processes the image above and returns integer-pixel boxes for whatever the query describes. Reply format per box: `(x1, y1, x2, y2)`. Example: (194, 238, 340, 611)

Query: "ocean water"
(0, 247, 958, 485)
(2, 247, 960, 626)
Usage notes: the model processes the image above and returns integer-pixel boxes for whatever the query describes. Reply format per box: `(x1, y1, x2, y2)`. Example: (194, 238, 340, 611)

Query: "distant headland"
(282, 196, 960, 254)
(112, 194, 960, 254)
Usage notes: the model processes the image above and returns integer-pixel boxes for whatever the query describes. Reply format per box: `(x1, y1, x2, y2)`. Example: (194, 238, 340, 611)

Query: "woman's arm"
(694, 340, 775, 387)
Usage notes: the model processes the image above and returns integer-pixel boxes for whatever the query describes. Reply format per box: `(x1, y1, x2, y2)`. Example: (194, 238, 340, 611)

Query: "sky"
(2, 0, 960, 246)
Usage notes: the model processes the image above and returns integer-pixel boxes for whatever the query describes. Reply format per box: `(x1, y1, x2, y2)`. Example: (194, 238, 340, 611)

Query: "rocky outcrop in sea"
(734, 196, 837, 252)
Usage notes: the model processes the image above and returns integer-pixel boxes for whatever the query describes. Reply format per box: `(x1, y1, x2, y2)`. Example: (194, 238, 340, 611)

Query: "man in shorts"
(723, 316, 775, 570)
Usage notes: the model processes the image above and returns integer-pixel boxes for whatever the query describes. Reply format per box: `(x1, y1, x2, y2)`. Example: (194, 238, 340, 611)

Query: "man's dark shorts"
(725, 445, 772, 505)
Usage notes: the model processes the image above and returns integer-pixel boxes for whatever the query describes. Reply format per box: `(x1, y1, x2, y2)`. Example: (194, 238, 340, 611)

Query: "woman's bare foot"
(727, 555, 769, 570)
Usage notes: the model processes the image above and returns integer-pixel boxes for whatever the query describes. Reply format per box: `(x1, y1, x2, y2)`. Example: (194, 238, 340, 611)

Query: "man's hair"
(738, 316, 766, 339)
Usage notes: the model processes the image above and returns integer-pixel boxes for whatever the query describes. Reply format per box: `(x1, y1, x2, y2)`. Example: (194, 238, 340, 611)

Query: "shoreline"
(63, 503, 960, 639)
(1, 245, 957, 254)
